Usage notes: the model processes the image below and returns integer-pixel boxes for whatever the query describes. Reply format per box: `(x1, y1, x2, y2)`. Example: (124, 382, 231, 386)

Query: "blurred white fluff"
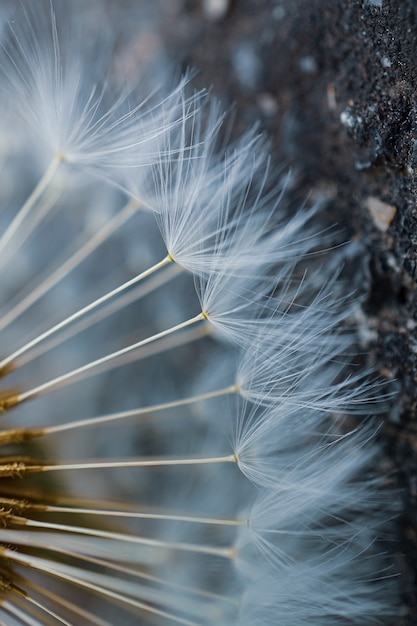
(0, 1, 399, 625)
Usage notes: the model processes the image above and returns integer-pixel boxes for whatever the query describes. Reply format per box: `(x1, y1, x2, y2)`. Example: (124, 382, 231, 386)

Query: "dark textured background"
(107, 0, 416, 621)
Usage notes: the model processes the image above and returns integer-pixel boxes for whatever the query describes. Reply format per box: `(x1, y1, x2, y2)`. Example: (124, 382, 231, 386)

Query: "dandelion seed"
(0, 2, 399, 625)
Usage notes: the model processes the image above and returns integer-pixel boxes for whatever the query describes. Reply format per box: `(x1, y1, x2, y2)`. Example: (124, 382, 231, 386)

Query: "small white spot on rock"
(340, 108, 362, 129)
(202, 0, 229, 21)
(406, 319, 416, 332)
(272, 6, 286, 20)
(257, 92, 278, 116)
(299, 56, 317, 74)
(365, 196, 396, 232)
(327, 84, 337, 110)
(232, 42, 261, 90)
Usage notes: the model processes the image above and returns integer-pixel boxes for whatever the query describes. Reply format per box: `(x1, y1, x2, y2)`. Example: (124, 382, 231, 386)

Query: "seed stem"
(0, 197, 140, 334)
(0, 254, 172, 371)
(22, 579, 112, 626)
(2, 550, 201, 626)
(11, 518, 235, 559)
(43, 503, 244, 527)
(30, 453, 236, 473)
(0, 156, 62, 259)
(44, 385, 237, 434)
(18, 262, 181, 367)
(18, 307, 205, 403)
(0, 184, 63, 277)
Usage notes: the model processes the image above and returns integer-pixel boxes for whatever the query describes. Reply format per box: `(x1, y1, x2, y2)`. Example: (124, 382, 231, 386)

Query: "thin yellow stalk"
(17, 312, 205, 402)
(30, 453, 236, 473)
(2, 551, 200, 626)
(0, 197, 140, 333)
(7, 520, 235, 559)
(18, 262, 181, 367)
(44, 384, 237, 434)
(0, 156, 62, 258)
(43, 503, 245, 527)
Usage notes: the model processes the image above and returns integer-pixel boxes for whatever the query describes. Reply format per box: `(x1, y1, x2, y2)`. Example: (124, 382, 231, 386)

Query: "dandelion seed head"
(0, 1, 400, 624)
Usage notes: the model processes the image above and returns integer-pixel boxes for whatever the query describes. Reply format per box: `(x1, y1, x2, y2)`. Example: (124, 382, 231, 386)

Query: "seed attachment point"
(0, 391, 20, 413)
(0, 363, 15, 380)
(0, 428, 44, 446)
